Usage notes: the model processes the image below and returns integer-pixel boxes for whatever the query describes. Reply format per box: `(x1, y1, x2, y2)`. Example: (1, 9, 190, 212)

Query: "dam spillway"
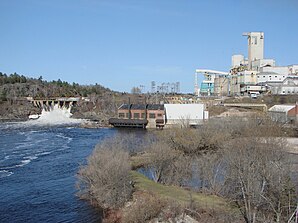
(29, 97, 80, 111)
(26, 97, 82, 125)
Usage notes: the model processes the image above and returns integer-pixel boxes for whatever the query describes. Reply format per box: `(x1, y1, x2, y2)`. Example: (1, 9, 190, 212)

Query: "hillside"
(0, 72, 170, 123)
(0, 72, 118, 122)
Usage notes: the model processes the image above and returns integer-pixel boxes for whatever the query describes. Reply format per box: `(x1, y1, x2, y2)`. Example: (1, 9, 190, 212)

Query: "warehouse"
(268, 104, 297, 124)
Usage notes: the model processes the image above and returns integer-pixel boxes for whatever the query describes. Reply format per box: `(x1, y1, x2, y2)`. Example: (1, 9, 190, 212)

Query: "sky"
(1, 0, 298, 93)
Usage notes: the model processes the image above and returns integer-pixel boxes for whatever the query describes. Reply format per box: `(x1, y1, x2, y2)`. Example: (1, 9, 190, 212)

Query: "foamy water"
(0, 105, 83, 130)
(28, 104, 83, 125)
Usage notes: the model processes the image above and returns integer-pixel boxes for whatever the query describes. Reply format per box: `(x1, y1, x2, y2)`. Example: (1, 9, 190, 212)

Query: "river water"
(0, 122, 117, 223)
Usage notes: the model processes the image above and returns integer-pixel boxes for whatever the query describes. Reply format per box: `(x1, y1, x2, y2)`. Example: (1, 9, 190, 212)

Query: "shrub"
(77, 138, 133, 209)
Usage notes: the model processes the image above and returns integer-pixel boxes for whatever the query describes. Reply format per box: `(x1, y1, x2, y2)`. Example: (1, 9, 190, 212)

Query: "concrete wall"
(288, 105, 298, 124)
(230, 76, 240, 95)
(164, 104, 206, 126)
(260, 66, 289, 76)
(238, 71, 258, 85)
(243, 32, 264, 69)
(214, 76, 229, 96)
(232, 55, 244, 68)
(268, 111, 288, 123)
(251, 59, 275, 71)
(257, 73, 286, 83)
(272, 86, 298, 95)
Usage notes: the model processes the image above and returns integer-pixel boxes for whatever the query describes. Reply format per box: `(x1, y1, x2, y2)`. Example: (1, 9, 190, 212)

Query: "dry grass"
(131, 171, 229, 211)
(130, 153, 151, 170)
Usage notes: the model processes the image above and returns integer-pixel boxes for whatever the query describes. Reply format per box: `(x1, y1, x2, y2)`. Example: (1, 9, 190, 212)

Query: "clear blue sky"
(1, 0, 298, 93)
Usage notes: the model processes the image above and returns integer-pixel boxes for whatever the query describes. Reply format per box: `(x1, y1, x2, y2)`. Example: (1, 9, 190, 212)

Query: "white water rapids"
(27, 104, 82, 125)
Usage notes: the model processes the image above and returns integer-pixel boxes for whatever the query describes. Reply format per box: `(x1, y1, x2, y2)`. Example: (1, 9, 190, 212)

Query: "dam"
(28, 97, 80, 111)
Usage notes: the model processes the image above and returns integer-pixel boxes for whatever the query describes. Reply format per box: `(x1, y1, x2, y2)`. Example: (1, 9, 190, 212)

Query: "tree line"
(0, 71, 113, 101)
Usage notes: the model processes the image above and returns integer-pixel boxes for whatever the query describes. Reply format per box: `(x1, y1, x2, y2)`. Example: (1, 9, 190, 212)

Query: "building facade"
(164, 104, 208, 127)
(268, 104, 298, 124)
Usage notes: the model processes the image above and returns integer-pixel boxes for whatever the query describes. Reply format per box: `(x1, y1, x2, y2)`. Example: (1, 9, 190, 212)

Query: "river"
(0, 123, 117, 223)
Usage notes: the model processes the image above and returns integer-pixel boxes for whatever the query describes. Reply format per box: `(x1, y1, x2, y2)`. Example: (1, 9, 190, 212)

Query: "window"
(149, 113, 155, 119)
(157, 113, 163, 117)
(118, 113, 125, 118)
(133, 113, 140, 119)
(141, 113, 145, 119)
(125, 113, 129, 118)
(252, 36, 257, 45)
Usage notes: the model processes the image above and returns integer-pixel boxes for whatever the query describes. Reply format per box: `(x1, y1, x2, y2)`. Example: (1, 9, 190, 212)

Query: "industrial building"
(109, 104, 165, 128)
(164, 104, 208, 127)
(195, 32, 298, 96)
(109, 103, 208, 128)
(268, 104, 298, 124)
(195, 69, 229, 96)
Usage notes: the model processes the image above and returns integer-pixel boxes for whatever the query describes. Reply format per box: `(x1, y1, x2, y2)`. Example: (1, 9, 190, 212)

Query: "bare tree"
(146, 140, 192, 186)
(178, 115, 191, 128)
(194, 152, 225, 195)
(223, 137, 296, 223)
(77, 138, 133, 209)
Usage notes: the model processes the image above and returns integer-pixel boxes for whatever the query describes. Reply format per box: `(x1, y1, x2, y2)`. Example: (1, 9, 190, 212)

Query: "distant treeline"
(0, 72, 113, 100)
(0, 72, 28, 84)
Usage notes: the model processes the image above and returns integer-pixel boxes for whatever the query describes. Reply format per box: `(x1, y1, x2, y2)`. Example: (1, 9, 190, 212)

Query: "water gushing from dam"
(29, 104, 82, 125)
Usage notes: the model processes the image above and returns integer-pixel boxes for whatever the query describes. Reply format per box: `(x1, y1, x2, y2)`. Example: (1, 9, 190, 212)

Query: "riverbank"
(103, 170, 241, 223)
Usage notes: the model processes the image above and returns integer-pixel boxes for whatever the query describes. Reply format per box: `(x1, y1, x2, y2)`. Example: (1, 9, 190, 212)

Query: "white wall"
(164, 104, 206, 125)
(257, 72, 286, 83)
(244, 32, 264, 69)
(232, 54, 244, 68)
(260, 66, 289, 76)
(251, 59, 275, 71)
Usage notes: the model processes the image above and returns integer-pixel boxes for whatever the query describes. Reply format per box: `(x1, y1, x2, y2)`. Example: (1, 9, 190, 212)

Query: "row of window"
(118, 112, 163, 119)
(257, 75, 285, 78)
(282, 90, 298, 94)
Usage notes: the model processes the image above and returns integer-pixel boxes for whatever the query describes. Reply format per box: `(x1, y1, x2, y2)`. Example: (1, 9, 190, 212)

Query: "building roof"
(118, 104, 164, 110)
(119, 104, 146, 110)
(147, 104, 164, 110)
(268, 105, 295, 113)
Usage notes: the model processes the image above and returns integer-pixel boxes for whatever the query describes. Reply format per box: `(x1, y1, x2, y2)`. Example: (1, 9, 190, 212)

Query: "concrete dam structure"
(29, 97, 80, 111)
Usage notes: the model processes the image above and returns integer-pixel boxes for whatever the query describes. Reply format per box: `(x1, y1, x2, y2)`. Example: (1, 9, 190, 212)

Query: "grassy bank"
(131, 171, 230, 211)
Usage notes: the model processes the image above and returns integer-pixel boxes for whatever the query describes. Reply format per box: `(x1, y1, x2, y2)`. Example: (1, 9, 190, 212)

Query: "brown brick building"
(109, 104, 165, 128)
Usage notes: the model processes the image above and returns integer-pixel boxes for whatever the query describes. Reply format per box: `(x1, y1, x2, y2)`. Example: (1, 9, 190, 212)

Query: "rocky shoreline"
(0, 101, 39, 122)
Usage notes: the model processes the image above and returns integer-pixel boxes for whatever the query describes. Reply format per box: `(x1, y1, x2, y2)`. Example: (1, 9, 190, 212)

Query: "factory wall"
(164, 104, 207, 127)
